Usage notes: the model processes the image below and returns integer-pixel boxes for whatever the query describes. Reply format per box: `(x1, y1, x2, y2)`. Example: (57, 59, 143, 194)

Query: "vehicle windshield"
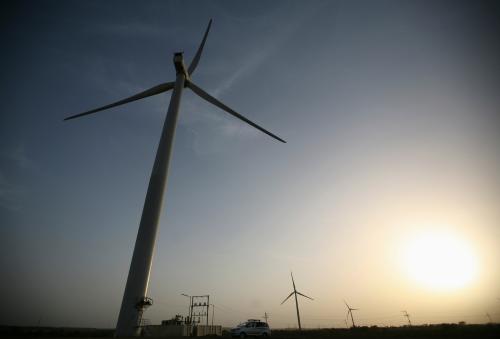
(237, 321, 268, 328)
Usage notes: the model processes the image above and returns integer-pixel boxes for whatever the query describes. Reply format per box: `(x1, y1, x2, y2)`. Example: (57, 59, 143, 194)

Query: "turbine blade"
(280, 292, 294, 305)
(187, 81, 286, 143)
(188, 19, 212, 76)
(344, 300, 350, 309)
(296, 292, 314, 301)
(291, 272, 296, 291)
(64, 82, 175, 121)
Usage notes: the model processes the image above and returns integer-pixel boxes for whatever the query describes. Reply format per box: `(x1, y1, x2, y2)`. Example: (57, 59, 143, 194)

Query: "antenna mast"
(402, 310, 412, 326)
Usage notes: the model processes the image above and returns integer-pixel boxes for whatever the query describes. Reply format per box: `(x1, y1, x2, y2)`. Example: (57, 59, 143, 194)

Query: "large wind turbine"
(344, 300, 358, 328)
(280, 272, 313, 330)
(65, 20, 285, 337)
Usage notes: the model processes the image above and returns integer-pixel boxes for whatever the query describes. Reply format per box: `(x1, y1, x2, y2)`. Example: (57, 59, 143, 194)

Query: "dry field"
(2, 324, 500, 339)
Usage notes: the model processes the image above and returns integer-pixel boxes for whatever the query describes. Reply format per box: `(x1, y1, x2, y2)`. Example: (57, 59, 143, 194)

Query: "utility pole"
(263, 312, 269, 324)
(181, 294, 191, 323)
(402, 310, 412, 326)
(210, 304, 215, 326)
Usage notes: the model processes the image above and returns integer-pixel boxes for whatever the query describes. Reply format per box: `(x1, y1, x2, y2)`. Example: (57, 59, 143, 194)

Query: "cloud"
(3, 145, 34, 170)
(72, 4, 327, 154)
(0, 145, 34, 211)
(210, 49, 269, 99)
(87, 21, 181, 40)
(179, 99, 251, 156)
(0, 171, 24, 211)
(178, 2, 327, 150)
(206, 0, 329, 98)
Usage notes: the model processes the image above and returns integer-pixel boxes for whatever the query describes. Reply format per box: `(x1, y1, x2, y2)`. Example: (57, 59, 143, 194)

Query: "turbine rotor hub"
(173, 52, 189, 79)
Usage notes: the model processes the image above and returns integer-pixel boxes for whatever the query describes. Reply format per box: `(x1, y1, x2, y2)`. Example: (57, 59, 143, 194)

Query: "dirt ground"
(2, 324, 500, 338)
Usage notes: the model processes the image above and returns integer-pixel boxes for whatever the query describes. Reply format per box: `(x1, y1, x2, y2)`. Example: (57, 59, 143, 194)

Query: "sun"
(403, 230, 478, 291)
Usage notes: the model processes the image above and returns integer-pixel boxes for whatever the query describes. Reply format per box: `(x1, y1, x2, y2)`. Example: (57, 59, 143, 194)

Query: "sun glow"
(403, 230, 478, 291)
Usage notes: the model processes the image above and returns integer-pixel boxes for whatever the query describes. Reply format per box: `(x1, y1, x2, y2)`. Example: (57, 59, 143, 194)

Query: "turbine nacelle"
(173, 52, 189, 79)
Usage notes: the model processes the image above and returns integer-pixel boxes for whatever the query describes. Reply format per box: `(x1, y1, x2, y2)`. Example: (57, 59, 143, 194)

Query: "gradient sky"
(1, 0, 499, 329)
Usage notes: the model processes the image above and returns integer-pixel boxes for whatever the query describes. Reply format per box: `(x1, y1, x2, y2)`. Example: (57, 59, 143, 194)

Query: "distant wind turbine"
(402, 310, 412, 326)
(280, 272, 313, 330)
(486, 312, 492, 323)
(344, 300, 358, 328)
(65, 19, 285, 337)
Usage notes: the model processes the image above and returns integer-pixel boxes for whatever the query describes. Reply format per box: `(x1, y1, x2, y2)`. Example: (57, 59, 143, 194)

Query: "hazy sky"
(1, 0, 499, 329)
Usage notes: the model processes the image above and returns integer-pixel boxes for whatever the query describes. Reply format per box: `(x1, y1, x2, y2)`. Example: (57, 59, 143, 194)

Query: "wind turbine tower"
(402, 310, 412, 326)
(280, 272, 314, 330)
(65, 20, 285, 337)
(344, 300, 358, 328)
